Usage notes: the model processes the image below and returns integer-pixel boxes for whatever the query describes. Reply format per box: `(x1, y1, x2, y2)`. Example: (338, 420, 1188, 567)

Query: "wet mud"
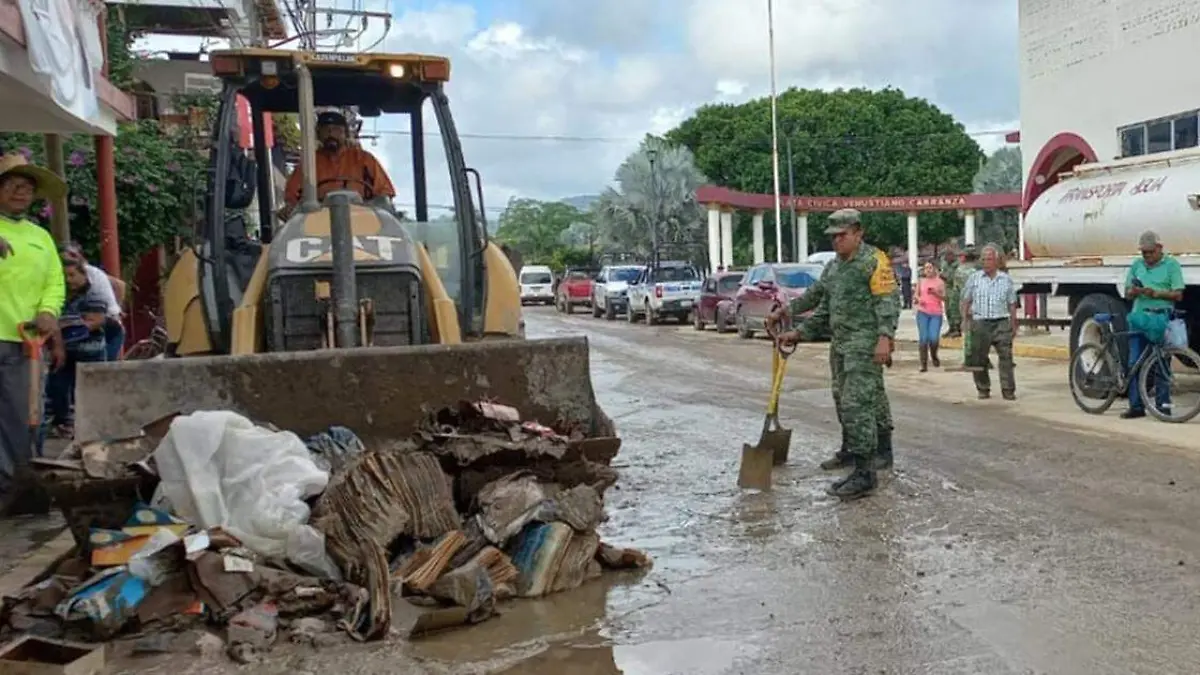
(24, 308, 1200, 674)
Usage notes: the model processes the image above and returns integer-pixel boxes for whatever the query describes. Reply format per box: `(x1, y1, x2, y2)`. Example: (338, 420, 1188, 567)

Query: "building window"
(1147, 120, 1173, 153)
(1175, 114, 1198, 150)
(1121, 126, 1145, 157)
(1119, 110, 1200, 158)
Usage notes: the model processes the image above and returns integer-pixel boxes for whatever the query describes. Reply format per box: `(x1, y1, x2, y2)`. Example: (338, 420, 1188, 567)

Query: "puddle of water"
(494, 637, 749, 675)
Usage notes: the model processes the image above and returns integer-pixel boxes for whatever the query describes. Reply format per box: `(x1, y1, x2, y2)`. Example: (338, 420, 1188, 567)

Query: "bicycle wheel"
(1069, 342, 1121, 414)
(123, 339, 161, 361)
(1140, 345, 1200, 423)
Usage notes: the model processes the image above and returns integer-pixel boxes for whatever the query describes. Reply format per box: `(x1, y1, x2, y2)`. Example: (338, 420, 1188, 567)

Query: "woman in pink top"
(915, 261, 945, 371)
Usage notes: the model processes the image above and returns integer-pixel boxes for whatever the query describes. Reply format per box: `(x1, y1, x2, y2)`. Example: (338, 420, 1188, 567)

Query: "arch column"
(706, 206, 721, 274)
(751, 211, 765, 264)
(796, 211, 809, 261)
(906, 212, 919, 280)
(720, 209, 734, 269)
(964, 209, 976, 246)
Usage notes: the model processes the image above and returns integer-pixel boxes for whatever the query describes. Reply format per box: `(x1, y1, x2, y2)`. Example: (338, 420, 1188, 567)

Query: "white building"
(1018, 0, 1200, 211)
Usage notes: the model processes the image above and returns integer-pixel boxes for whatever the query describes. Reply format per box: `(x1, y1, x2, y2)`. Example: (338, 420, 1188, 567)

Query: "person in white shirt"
(59, 243, 124, 360)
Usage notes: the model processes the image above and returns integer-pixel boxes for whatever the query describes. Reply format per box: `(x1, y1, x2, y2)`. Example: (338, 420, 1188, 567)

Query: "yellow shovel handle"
(766, 348, 787, 416)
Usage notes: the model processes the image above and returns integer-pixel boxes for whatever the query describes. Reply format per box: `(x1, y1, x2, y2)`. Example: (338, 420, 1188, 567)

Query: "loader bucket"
(74, 337, 611, 443)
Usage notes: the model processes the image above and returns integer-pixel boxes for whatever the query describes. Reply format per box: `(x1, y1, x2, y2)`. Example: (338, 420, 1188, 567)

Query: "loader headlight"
(388, 63, 406, 78)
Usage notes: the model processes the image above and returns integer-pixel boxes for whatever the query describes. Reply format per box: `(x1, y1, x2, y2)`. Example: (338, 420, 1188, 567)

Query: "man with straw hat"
(0, 153, 67, 510)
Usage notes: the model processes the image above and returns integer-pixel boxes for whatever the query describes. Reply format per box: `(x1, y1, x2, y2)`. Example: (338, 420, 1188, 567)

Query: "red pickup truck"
(555, 267, 597, 314)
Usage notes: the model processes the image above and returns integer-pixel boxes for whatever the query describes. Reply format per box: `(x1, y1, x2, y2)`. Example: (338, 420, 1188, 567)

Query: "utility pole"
(767, 0, 784, 263)
(647, 148, 659, 268)
(246, 0, 262, 47)
(785, 134, 796, 261)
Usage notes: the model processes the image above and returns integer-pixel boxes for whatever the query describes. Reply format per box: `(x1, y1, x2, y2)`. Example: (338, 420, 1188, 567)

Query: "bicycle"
(124, 310, 169, 360)
(1068, 309, 1200, 423)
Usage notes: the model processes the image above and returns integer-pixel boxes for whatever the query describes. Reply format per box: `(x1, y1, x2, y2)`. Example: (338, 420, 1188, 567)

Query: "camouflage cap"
(1138, 230, 1162, 251)
(824, 208, 863, 234)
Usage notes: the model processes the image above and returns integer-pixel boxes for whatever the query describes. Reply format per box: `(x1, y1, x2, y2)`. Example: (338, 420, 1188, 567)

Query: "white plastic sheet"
(152, 410, 339, 577)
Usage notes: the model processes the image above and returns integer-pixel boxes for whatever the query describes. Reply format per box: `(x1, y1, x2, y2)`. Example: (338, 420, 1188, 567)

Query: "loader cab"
(196, 48, 488, 353)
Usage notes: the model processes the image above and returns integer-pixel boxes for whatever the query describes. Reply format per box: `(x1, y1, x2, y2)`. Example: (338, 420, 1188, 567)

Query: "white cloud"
(137, 0, 1019, 218)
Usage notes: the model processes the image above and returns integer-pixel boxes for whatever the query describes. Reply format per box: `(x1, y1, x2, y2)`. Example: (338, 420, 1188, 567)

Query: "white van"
(519, 265, 555, 305)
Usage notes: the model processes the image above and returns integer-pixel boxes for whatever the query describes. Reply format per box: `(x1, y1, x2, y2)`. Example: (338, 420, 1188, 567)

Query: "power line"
(366, 128, 1018, 144)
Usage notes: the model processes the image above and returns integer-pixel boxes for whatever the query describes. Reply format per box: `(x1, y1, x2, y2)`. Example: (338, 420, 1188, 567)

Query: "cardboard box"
(0, 636, 105, 675)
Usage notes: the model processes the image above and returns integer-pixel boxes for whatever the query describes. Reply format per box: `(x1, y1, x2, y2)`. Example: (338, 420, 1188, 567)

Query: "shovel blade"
(738, 442, 775, 490)
(762, 428, 793, 466)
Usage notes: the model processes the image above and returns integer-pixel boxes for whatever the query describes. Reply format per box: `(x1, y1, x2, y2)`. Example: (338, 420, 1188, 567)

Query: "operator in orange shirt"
(283, 110, 396, 213)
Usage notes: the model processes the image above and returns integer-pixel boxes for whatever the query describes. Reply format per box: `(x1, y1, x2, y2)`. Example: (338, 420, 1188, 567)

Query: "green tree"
(665, 87, 984, 253)
(592, 136, 708, 263)
(973, 146, 1022, 251)
(495, 198, 585, 262)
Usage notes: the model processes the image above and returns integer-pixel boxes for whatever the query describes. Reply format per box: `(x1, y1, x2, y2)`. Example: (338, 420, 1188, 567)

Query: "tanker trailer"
(1009, 149, 1200, 358)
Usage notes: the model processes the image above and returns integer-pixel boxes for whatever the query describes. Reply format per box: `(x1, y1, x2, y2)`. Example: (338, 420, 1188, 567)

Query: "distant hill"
(560, 194, 599, 211)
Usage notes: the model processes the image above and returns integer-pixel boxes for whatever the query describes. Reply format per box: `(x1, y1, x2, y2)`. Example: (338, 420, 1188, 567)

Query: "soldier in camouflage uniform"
(950, 245, 978, 339)
(939, 249, 960, 337)
(770, 209, 900, 501)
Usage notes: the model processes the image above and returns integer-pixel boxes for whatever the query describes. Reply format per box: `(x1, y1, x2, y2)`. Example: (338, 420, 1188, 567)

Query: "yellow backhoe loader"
(74, 49, 607, 442)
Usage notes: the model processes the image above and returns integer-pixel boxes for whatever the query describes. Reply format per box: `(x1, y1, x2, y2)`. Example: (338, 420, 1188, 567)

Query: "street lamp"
(646, 148, 659, 268)
(767, 0, 783, 263)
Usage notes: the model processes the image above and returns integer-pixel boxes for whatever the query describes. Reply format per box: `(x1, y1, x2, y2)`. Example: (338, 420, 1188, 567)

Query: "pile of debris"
(0, 401, 648, 667)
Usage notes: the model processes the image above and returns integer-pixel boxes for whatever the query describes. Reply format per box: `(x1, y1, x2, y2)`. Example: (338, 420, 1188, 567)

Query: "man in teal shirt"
(0, 154, 66, 508)
(1122, 230, 1184, 419)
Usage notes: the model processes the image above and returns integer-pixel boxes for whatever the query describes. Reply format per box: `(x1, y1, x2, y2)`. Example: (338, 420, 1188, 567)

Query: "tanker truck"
(1009, 149, 1200, 358)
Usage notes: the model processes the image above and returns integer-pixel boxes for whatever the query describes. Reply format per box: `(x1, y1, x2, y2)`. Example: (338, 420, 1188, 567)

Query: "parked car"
(591, 264, 644, 320)
(519, 265, 555, 305)
(693, 271, 744, 332)
(733, 263, 823, 339)
(627, 261, 702, 325)
(555, 267, 597, 314)
(807, 251, 836, 267)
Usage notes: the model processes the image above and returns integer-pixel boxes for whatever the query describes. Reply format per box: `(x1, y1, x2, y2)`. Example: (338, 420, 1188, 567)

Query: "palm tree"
(592, 138, 708, 264)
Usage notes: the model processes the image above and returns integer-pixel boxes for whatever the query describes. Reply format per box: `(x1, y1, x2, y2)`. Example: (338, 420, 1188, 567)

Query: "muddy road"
(96, 308, 1200, 673)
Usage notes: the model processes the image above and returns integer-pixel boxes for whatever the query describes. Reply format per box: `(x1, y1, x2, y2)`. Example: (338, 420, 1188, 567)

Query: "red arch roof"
(695, 185, 1021, 212)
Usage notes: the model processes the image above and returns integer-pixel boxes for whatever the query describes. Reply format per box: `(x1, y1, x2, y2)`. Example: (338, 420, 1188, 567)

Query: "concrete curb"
(897, 336, 1070, 361)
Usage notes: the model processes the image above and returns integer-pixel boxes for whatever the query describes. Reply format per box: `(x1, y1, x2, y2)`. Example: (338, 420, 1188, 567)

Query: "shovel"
(6, 323, 52, 516)
(738, 319, 795, 490)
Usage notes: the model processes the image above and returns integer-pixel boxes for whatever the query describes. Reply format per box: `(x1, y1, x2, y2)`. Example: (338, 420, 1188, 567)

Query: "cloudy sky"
(144, 0, 1019, 218)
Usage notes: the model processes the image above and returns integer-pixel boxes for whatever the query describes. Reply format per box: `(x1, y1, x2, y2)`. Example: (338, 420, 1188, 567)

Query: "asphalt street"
(36, 306, 1200, 674)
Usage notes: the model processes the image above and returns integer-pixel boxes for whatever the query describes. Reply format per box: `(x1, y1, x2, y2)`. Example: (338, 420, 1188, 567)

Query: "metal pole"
(786, 135, 795, 261)
(648, 153, 658, 267)
(327, 191, 359, 348)
(246, 0, 262, 46)
(767, 0, 784, 263)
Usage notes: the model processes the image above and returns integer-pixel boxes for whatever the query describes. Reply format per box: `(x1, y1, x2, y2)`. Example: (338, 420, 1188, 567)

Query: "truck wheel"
(693, 310, 706, 331)
(646, 303, 659, 325)
(605, 303, 616, 321)
(1069, 293, 1129, 399)
(592, 301, 602, 318)
(565, 301, 574, 315)
(715, 307, 730, 334)
(1070, 293, 1128, 362)
(626, 303, 638, 323)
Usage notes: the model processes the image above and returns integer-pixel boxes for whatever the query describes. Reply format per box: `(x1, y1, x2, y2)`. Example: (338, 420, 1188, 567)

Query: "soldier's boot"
(874, 429, 894, 471)
(929, 342, 942, 368)
(826, 456, 877, 501)
(819, 428, 854, 471)
(919, 344, 929, 372)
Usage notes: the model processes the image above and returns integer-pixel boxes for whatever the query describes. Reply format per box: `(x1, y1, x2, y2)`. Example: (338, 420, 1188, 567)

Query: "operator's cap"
(316, 110, 348, 127)
(824, 208, 863, 235)
(1138, 230, 1162, 251)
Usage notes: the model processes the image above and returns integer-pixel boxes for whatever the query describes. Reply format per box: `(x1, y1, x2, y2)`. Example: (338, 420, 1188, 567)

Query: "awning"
(0, 0, 136, 136)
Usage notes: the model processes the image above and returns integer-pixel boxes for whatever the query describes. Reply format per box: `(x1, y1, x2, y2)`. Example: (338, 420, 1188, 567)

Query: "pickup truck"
(591, 264, 644, 320)
(555, 267, 597, 314)
(626, 261, 703, 325)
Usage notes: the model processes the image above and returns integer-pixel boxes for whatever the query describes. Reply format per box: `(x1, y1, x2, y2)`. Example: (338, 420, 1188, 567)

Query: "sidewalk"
(894, 308, 1070, 361)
